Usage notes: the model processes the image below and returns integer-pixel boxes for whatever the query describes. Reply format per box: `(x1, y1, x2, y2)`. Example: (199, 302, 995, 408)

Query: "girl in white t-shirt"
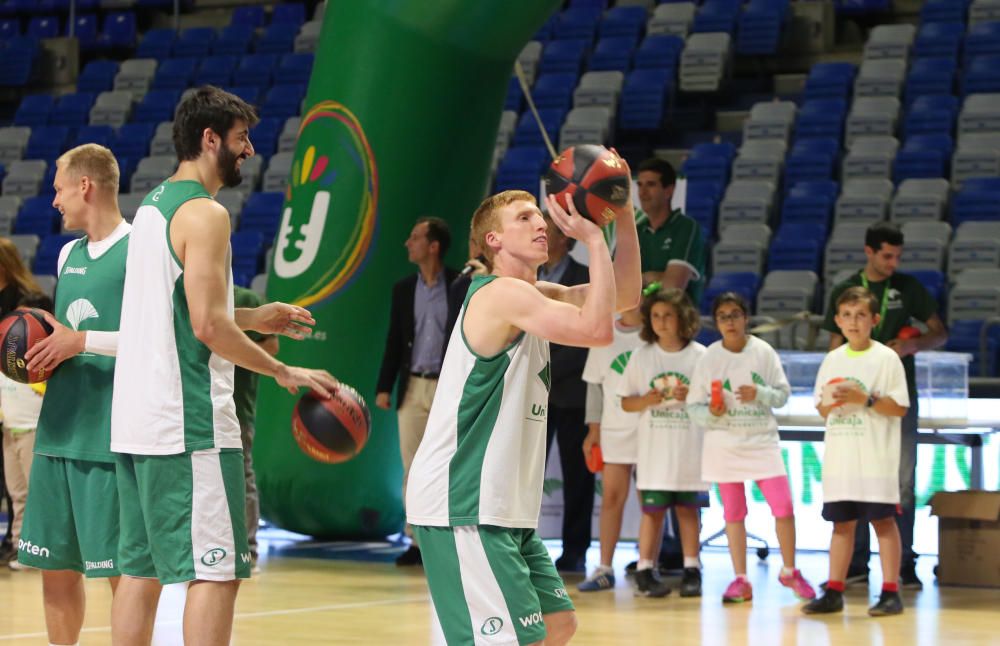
(688, 292, 815, 604)
(619, 287, 707, 598)
(577, 305, 643, 592)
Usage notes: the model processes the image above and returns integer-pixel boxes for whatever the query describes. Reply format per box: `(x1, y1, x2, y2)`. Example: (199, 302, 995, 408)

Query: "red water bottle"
(711, 380, 723, 410)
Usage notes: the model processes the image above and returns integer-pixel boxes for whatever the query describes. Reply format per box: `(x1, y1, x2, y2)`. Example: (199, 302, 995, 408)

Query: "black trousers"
(545, 405, 594, 560)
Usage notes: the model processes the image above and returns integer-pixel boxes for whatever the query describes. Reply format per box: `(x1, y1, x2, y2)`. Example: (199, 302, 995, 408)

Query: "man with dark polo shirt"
(635, 158, 706, 306)
(376, 217, 458, 566)
(822, 222, 948, 589)
(233, 285, 279, 572)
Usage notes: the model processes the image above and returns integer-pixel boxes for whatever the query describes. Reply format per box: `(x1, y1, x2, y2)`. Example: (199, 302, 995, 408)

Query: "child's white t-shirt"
(813, 341, 909, 504)
(0, 374, 43, 429)
(582, 324, 642, 433)
(618, 341, 708, 491)
(688, 336, 790, 483)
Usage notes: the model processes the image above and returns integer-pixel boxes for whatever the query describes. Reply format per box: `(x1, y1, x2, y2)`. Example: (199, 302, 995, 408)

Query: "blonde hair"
(56, 143, 120, 194)
(0, 238, 41, 298)
(470, 190, 536, 264)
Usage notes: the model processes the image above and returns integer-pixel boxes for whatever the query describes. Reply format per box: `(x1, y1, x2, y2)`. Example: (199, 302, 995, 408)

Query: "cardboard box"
(929, 490, 1000, 588)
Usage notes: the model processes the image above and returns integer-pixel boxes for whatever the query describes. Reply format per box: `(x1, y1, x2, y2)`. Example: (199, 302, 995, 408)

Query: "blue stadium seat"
(512, 109, 566, 148)
(588, 36, 637, 72)
(964, 21, 1000, 63)
(921, 0, 970, 25)
(231, 231, 265, 276)
(633, 34, 684, 70)
(903, 94, 958, 137)
(77, 60, 119, 93)
(531, 73, 578, 112)
(952, 178, 1000, 224)
(803, 62, 855, 101)
(692, 0, 741, 35)
(737, 0, 789, 55)
(236, 53, 278, 89)
(14, 94, 54, 127)
(136, 28, 175, 60)
(904, 57, 955, 105)
(271, 2, 306, 27)
(835, 0, 890, 15)
(702, 272, 761, 314)
(681, 142, 735, 186)
(231, 5, 265, 28)
(276, 52, 314, 85)
(685, 181, 721, 240)
(225, 85, 262, 106)
(261, 83, 307, 120)
(15, 198, 61, 237)
(0, 18, 19, 40)
(72, 124, 115, 149)
(769, 222, 828, 273)
(504, 76, 524, 112)
(250, 117, 283, 158)
(540, 39, 589, 76)
(240, 192, 284, 237)
(962, 56, 1000, 96)
(779, 181, 837, 227)
(913, 22, 963, 60)
(494, 146, 549, 197)
(196, 55, 238, 86)
(785, 138, 839, 185)
(99, 11, 136, 50)
(72, 14, 99, 51)
(618, 67, 673, 130)
(25, 125, 70, 161)
(554, 8, 601, 41)
(33, 234, 75, 275)
(151, 58, 197, 90)
(533, 15, 556, 43)
(894, 134, 953, 182)
(112, 123, 156, 160)
(173, 26, 216, 58)
(27, 15, 59, 39)
(795, 98, 847, 142)
(568, 0, 609, 8)
(255, 23, 297, 54)
(213, 24, 254, 55)
(50, 92, 95, 127)
(0, 36, 40, 87)
(598, 6, 647, 40)
(945, 320, 1000, 376)
(909, 269, 946, 305)
(131, 90, 181, 123)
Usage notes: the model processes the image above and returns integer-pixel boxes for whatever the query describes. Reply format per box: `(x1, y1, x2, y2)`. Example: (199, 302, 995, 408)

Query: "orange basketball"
(292, 386, 371, 464)
(543, 145, 630, 226)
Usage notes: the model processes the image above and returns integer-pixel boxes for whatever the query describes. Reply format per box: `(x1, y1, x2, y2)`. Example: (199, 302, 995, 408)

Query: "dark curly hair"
(639, 287, 699, 344)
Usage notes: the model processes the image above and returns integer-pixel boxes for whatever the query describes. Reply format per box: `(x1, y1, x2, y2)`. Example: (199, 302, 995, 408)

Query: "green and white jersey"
(34, 221, 130, 463)
(406, 275, 551, 529)
(111, 180, 241, 455)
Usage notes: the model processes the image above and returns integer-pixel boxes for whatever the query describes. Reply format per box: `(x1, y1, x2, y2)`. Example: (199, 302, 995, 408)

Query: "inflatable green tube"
(255, 0, 561, 538)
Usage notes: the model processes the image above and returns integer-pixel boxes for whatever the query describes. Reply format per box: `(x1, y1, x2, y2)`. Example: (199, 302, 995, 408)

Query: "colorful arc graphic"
(287, 100, 378, 309)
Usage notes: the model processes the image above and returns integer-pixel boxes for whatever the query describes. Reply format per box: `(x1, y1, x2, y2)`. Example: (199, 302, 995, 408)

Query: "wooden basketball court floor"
(2, 531, 998, 645)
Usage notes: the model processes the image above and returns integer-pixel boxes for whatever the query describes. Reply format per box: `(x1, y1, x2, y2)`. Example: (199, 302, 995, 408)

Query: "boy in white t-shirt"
(804, 286, 909, 617)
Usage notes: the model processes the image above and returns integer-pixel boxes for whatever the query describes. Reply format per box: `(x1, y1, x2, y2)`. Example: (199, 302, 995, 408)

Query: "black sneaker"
(554, 555, 586, 574)
(820, 565, 869, 590)
(802, 589, 845, 614)
(395, 545, 422, 566)
(679, 567, 702, 598)
(634, 568, 671, 598)
(625, 560, 637, 577)
(657, 552, 684, 575)
(899, 565, 923, 590)
(0, 542, 14, 566)
(868, 591, 904, 616)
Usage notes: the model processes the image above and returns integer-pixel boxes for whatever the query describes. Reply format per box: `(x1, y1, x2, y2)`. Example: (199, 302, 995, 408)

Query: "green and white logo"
(610, 350, 632, 375)
(66, 298, 99, 331)
(200, 548, 227, 567)
(538, 362, 551, 392)
(480, 617, 504, 636)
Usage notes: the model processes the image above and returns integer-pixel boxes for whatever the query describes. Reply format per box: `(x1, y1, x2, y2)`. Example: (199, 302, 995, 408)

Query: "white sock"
(683, 556, 701, 569)
(637, 559, 655, 571)
(781, 566, 795, 577)
(596, 564, 613, 574)
(735, 573, 747, 581)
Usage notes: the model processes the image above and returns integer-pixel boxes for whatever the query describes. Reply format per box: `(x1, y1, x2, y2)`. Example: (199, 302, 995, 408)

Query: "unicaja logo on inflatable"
(274, 100, 378, 308)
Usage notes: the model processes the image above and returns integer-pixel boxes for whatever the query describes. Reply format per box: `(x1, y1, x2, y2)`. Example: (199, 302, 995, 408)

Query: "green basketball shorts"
(18, 455, 120, 577)
(413, 525, 575, 646)
(116, 448, 250, 585)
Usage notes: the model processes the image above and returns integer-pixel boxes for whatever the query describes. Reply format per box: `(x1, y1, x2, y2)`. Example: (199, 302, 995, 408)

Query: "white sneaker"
(8, 558, 29, 571)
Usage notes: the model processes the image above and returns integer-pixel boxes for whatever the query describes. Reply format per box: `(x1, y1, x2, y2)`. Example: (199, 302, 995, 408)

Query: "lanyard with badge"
(859, 271, 890, 338)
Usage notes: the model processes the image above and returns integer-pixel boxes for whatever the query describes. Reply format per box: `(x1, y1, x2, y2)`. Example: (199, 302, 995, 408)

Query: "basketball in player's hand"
(292, 385, 371, 464)
(0, 308, 54, 383)
(897, 326, 921, 340)
(544, 145, 630, 227)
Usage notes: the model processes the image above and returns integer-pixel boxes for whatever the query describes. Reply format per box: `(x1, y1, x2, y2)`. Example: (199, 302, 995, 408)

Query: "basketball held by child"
(292, 385, 372, 464)
(543, 144, 631, 226)
(0, 307, 54, 384)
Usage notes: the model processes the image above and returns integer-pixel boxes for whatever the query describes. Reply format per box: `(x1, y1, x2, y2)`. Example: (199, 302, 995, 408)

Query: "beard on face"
(218, 144, 244, 188)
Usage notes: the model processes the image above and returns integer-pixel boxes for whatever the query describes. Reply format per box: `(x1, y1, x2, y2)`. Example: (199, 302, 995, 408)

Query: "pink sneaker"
(722, 577, 753, 603)
(779, 569, 816, 600)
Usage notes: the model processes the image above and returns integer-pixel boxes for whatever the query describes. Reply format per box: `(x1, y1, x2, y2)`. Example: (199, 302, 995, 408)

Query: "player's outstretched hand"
(251, 302, 315, 339)
(276, 365, 338, 398)
(545, 193, 604, 245)
(25, 311, 85, 374)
